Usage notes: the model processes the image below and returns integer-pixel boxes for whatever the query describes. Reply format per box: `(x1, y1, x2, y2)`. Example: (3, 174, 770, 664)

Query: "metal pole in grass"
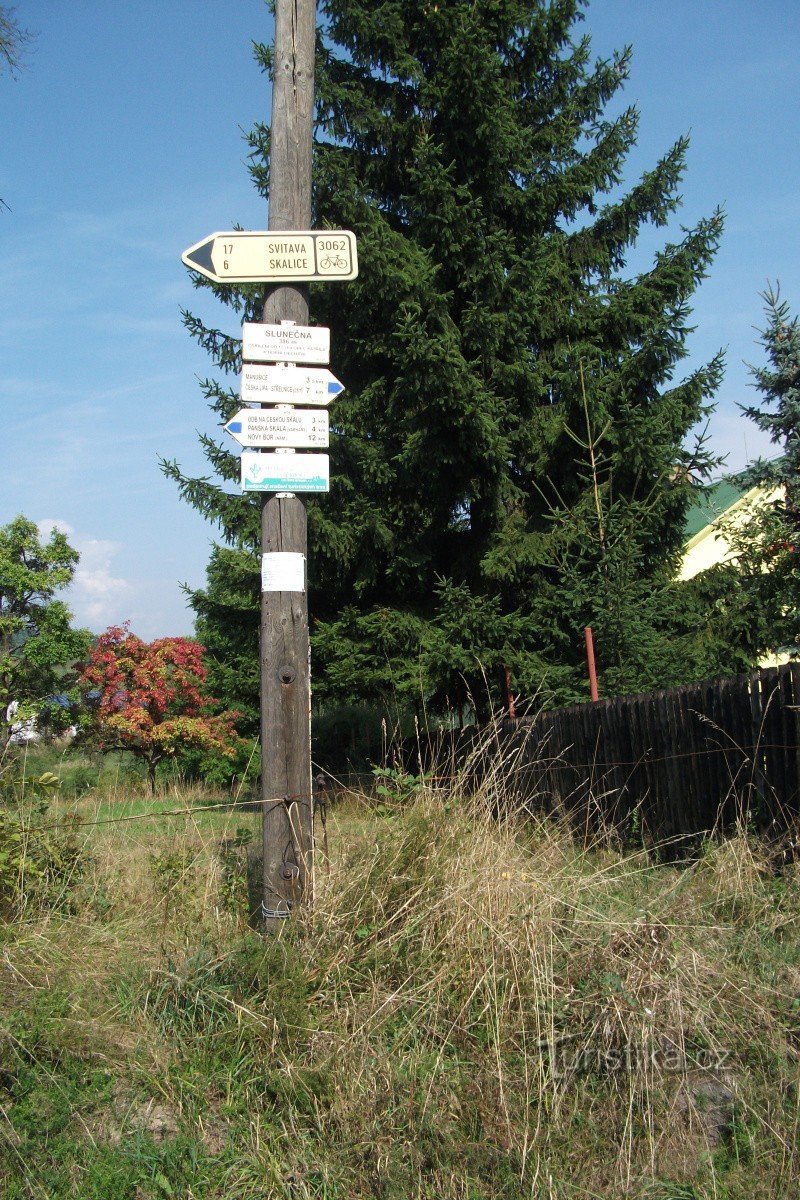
(584, 626, 600, 701)
(260, 0, 317, 927)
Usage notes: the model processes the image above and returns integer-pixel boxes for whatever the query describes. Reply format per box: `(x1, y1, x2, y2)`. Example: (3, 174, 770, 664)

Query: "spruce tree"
(191, 544, 261, 732)
(716, 288, 800, 661)
(739, 287, 800, 512)
(169, 0, 724, 717)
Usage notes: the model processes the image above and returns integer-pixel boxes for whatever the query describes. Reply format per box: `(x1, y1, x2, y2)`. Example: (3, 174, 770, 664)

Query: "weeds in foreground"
(0, 774, 799, 1198)
(0, 755, 86, 920)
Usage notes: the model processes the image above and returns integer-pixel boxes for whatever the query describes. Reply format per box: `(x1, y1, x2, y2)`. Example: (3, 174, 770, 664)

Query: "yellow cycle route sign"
(181, 230, 358, 283)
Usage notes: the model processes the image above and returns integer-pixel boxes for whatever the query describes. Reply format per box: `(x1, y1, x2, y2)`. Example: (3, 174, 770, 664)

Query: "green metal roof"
(683, 477, 750, 541)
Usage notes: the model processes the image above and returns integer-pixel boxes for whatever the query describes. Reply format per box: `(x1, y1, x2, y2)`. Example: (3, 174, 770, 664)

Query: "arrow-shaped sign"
(225, 408, 329, 449)
(241, 364, 345, 406)
(182, 230, 358, 283)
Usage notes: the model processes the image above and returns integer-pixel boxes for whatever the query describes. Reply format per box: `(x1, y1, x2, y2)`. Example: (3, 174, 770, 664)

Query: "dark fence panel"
(495, 662, 800, 844)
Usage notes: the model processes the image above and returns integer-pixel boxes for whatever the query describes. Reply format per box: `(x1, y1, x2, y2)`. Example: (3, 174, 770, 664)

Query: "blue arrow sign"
(225, 409, 329, 449)
(240, 364, 345, 406)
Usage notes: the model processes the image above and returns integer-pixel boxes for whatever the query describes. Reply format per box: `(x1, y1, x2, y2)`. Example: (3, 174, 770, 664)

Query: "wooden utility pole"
(260, 0, 317, 924)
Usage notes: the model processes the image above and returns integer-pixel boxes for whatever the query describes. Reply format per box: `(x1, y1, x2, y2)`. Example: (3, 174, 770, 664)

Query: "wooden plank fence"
(492, 662, 800, 847)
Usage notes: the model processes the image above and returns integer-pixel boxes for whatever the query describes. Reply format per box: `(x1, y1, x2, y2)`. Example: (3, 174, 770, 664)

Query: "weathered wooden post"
(260, 0, 317, 924)
(181, 0, 357, 926)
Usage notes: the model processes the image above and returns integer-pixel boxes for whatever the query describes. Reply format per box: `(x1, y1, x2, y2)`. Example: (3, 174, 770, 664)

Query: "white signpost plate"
(241, 451, 329, 493)
(241, 364, 344, 406)
(182, 230, 358, 283)
(242, 322, 330, 365)
(225, 408, 329, 449)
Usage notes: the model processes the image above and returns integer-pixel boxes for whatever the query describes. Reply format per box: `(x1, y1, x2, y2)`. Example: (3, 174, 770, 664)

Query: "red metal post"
(584, 626, 599, 701)
(504, 665, 517, 720)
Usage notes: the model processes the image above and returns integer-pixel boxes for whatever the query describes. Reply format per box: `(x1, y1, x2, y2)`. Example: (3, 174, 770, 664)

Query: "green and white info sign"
(240, 451, 330, 493)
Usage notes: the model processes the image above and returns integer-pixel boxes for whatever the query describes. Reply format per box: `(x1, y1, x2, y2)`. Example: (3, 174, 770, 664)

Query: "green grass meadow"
(1, 747, 800, 1198)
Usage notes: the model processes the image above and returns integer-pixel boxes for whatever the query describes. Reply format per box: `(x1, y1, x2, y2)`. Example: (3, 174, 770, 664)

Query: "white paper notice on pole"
(261, 552, 306, 593)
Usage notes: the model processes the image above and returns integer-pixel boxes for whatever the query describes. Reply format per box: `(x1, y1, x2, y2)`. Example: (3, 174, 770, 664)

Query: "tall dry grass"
(296, 786, 800, 1197)
(1, 756, 799, 1198)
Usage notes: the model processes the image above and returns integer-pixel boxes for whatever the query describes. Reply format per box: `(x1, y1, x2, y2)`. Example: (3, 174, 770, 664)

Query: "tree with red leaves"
(81, 625, 240, 793)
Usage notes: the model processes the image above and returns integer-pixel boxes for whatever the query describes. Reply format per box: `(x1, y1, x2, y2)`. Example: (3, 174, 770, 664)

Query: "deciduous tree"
(1, 4, 33, 211)
(81, 625, 241, 792)
(0, 516, 90, 749)
(0, 5, 31, 77)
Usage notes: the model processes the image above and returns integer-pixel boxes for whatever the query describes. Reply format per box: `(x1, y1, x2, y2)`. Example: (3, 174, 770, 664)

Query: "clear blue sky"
(2, 1, 798, 639)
